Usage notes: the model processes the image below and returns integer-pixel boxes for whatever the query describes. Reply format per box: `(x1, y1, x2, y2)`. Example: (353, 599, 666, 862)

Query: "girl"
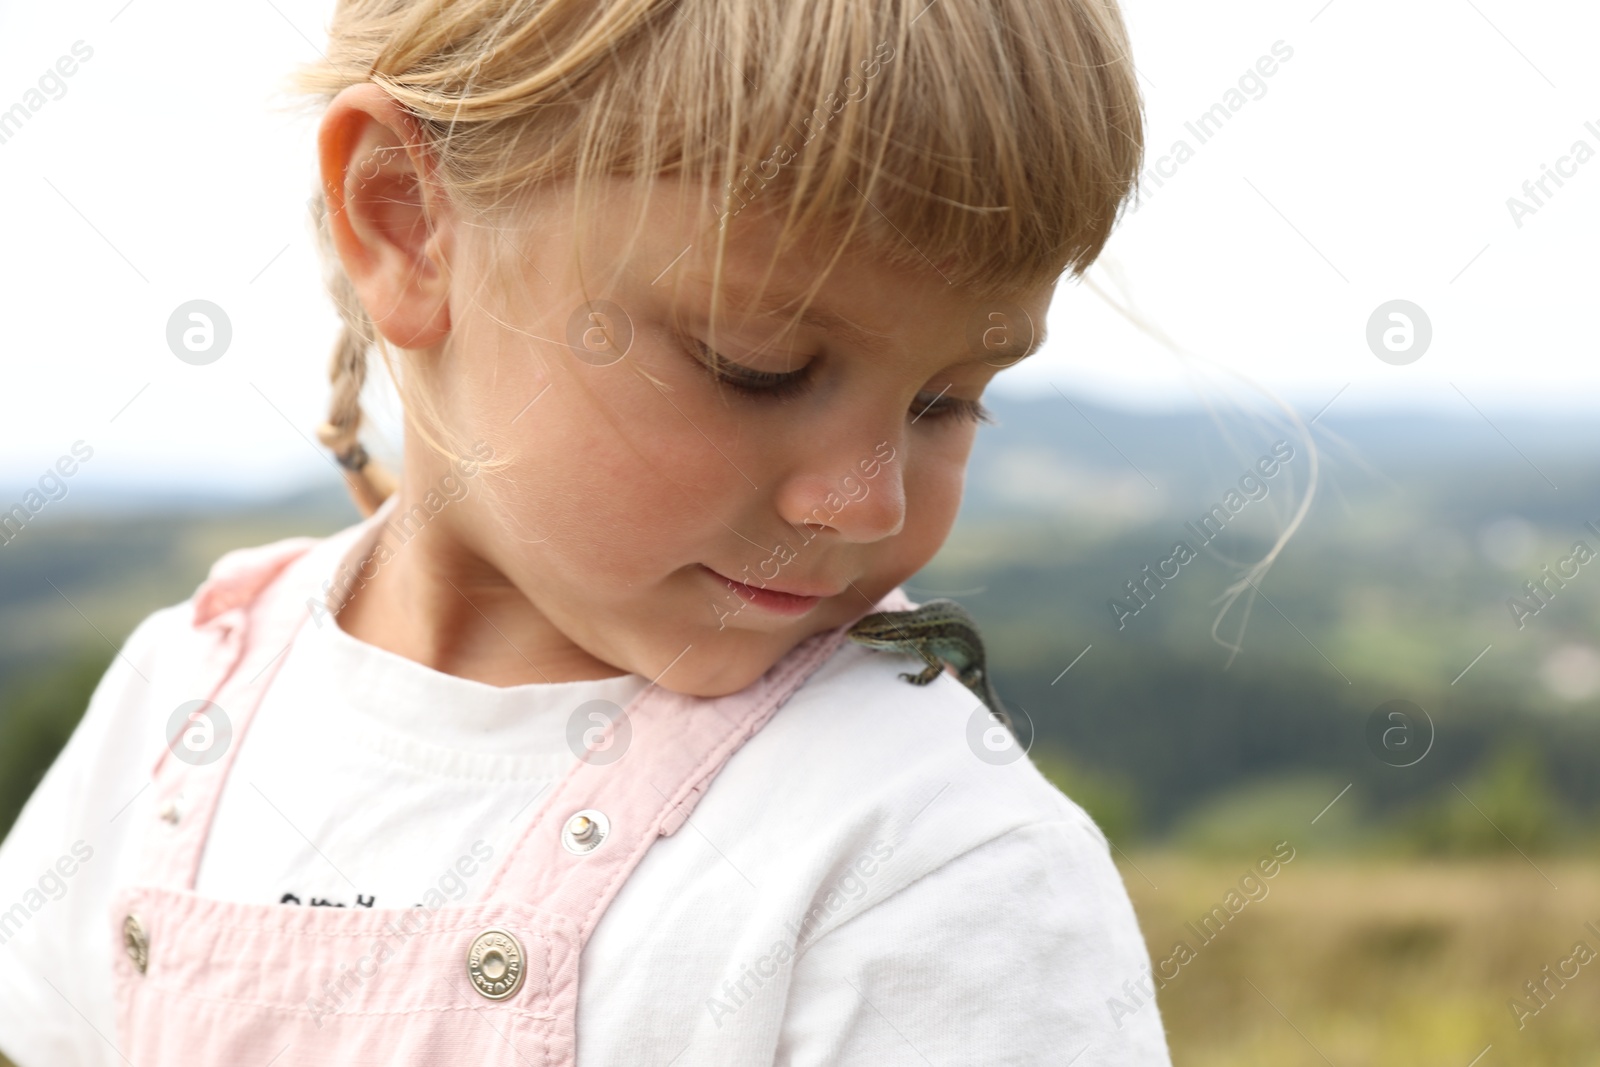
(0, 0, 1171, 1062)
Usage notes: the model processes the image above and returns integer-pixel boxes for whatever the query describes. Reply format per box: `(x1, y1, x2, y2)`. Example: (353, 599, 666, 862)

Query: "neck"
(334, 490, 629, 688)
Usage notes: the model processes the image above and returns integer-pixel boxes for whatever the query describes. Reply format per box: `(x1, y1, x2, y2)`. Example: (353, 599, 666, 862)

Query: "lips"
(699, 564, 841, 614)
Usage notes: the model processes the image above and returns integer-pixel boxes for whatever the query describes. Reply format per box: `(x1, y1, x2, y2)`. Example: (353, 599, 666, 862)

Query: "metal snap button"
(123, 915, 148, 974)
(560, 809, 609, 855)
(466, 927, 526, 1000)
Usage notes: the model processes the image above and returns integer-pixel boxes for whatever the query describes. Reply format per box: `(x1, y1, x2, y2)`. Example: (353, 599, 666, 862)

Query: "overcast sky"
(0, 0, 1593, 493)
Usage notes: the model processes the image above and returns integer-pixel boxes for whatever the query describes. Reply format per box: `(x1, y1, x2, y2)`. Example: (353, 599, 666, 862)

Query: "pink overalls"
(107, 528, 912, 1063)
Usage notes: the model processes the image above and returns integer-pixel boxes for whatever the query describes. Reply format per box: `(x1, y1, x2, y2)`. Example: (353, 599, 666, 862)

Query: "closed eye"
(910, 385, 995, 426)
(687, 340, 994, 425)
(689, 339, 808, 398)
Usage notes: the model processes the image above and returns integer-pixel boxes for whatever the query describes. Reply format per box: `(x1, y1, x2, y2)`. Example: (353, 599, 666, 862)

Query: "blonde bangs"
(294, 0, 1141, 288)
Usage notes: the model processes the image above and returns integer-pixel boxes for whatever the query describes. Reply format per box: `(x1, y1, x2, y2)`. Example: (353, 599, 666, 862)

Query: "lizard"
(845, 598, 1012, 731)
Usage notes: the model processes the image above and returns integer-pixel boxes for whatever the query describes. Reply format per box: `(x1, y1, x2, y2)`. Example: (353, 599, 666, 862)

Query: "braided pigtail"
(310, 189, 397, 518)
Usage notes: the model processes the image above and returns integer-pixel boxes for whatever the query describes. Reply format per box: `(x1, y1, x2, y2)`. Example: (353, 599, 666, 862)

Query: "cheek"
(459, 361, 740, 584)
(913, 421, 977, 500)
(914, 451, 967, 527)
(883, 431, 972, 568)
(510, 426, 696, 569)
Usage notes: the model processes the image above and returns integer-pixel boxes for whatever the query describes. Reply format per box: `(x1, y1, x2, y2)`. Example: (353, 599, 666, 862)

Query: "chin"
(657, 621, 826, 699)
(656, 657, 768, 700)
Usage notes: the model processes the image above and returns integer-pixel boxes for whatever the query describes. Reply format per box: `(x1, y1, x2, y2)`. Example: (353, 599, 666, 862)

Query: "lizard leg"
(897, 650, 945, 686)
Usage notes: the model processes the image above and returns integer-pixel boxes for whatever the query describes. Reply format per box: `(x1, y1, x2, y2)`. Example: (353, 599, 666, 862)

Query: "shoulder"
(716, 636, 1124, 927)
(8, 514, 373, 821)
(777, 815, 1173, 1064)
(758, 633, 1099, 835)
(2, 520, 345, 812)
(0, 593, 185, 1066)
(189, 532, 325, 626)
(80, 524, 348, 725)
(0, 516, 381, 1065)
(727, 641, 1171, 1061)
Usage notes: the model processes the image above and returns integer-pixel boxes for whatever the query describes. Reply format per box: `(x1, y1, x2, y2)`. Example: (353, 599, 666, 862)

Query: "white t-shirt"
(0, 504, 1173, 1065)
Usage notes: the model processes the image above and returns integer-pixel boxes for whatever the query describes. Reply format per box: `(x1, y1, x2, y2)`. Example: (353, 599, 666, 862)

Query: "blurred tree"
(1401, 742, 1563, 855)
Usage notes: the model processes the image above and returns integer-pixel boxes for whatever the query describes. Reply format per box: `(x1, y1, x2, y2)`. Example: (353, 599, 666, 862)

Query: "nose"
(775, 431, 906, 543)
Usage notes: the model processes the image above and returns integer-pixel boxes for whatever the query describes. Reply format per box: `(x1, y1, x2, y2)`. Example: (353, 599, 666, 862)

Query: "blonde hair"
(288, 0, 1145, 515)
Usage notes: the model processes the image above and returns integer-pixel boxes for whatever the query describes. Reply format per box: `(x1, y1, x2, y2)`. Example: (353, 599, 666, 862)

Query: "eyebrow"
(683, 279, 1047, 366)
(691, 280, 891, 352)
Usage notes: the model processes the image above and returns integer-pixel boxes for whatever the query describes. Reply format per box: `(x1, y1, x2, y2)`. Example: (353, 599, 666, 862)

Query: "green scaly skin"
(846, 598, 1011, 728)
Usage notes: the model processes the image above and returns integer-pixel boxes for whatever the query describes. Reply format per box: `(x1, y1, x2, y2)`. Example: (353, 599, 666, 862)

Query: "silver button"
(560, 809, 610, 855)
(123, 915, 148, 974)
(466, 927, 526, 1000)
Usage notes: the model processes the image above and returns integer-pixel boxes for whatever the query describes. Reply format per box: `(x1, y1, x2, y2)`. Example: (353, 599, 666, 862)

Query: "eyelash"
(688, 341, 996, 426)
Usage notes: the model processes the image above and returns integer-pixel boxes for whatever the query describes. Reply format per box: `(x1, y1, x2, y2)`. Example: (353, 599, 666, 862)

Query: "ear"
(318, 83, 454, 349)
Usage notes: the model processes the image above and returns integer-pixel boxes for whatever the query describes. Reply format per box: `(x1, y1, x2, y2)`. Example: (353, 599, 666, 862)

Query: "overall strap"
(133, 522, 374, 890)
(480, 586, 915, 947)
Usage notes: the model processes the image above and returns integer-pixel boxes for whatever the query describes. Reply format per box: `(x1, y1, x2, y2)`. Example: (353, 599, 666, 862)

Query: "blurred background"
(2, 0, 1597, 1064)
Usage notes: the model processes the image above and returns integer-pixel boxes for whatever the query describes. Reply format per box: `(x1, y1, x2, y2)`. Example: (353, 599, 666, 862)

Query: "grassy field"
(1120, 853, 1600, 1066)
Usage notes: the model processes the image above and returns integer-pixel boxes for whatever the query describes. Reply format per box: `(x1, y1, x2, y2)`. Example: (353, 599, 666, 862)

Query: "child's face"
(422, 178, 1054, 695)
